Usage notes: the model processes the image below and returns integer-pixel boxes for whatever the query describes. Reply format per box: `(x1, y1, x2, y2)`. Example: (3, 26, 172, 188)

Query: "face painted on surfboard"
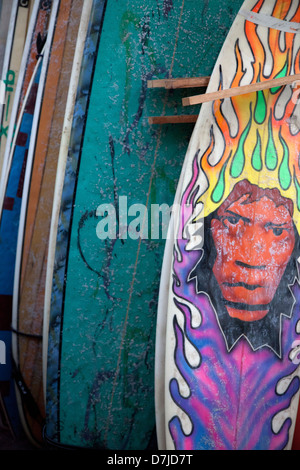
(211, 192, 295, 322)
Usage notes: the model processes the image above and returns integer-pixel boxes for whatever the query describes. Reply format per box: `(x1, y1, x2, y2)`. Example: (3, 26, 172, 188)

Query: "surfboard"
(0, 1, 16, 78)
(0, 0, 53, 439)
(43, 0, 103, 448)
(42, 0, 238, 450)
(156, 0, 300, 451)
(0, 0, 52, 210)
(0, 0, 32, 176)
(12, 0, 83, 447)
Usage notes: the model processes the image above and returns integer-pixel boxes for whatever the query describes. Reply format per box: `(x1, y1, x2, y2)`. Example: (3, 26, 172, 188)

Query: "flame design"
(193, 0, 300, 233)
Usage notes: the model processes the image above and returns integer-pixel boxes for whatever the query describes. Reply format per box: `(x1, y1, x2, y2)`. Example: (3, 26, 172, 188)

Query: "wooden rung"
(182, 73, 300, 106)
(147, 76, 210, 89)
(148, 115, 198, 124)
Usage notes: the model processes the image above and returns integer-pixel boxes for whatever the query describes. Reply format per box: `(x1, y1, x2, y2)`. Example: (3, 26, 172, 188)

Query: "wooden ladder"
(147, 73, 300, 124)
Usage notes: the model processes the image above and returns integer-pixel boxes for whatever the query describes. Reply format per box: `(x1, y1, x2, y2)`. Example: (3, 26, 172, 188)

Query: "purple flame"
(167, 155, 300, 450)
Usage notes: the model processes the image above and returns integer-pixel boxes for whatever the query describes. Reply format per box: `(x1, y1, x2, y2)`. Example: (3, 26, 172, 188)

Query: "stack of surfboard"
(0, 0, 300, 452)
(0, 0, 227, 449)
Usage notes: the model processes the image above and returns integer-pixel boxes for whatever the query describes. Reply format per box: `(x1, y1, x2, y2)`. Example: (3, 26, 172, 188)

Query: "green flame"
(270, 60, 288, 94)
(211, 154, 230, 203)
(254, 90, 267, 124)
(265, 113, 277, 170)
(278, 132, 291, 191)
(230, 112, 252, 178)
(294, 172, 300, 212)
(252, 130, 262, 171)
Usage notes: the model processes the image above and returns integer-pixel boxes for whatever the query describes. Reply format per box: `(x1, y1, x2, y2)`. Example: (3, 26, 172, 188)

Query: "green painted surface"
(49, 0, 243, 449)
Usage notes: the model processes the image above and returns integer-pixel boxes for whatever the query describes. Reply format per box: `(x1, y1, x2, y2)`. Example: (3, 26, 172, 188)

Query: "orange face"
(211, 194, 295, 321)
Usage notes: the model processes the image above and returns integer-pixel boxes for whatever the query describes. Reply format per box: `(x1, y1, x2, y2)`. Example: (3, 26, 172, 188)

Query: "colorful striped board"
(0, 0, 53, 438)
(12, 0, 83, 447)
(0, 0, 52, 209)
(0, 0, 32, 176)
(43, 0, 230, 450)
(0, 1, 16, 78)
(156, 0, 300, 451)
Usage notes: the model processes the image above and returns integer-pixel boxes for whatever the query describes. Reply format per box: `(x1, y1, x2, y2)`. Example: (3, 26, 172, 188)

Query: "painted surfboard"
(43, 0, 105, 448)
(11, 0, 69, 447)
(156, 0, 300, 451)
(0, 0, 53, 209)
(43, 0, 241, 450)
(0, 0, 32, 176)
(0, 0, 54, 439)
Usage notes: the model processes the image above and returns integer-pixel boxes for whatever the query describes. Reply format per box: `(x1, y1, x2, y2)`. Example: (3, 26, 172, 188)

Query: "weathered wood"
(148, 115, 198, 124)
(182, 73, 300, 105)
(147, 76, 210, 89)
